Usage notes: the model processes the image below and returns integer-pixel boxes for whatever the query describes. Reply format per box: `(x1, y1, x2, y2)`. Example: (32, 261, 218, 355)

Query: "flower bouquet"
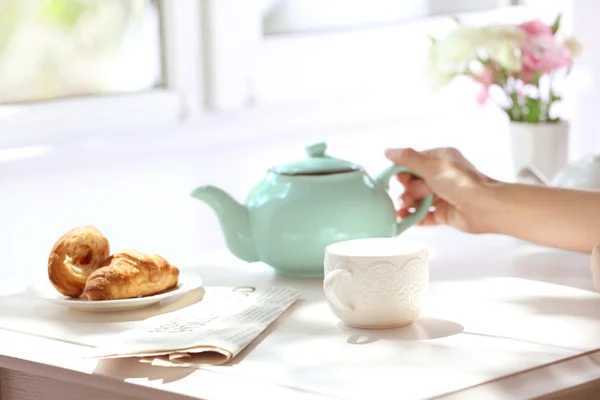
(427, 14, 583, 123)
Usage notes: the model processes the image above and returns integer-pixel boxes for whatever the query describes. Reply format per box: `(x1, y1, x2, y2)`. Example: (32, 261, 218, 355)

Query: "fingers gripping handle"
(375, 165, 434, 235)
(323, 269, 354, 312)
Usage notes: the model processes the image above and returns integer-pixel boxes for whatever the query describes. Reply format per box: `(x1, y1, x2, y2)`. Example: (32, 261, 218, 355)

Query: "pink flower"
(520, 66, 537, 84)
(522, 35, 572, 71)
(518, 18, 572, 77)
(474, 68, 495, 105)
(475, 68, 495, 86)
(476, 88, 490, 105)
(518, 19, 553, 36)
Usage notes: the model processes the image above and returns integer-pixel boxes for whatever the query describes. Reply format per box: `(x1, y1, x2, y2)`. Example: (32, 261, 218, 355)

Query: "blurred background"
(0, 0, 162, 104)
(1, 0, 519, 103)
(0, 0, 594, 289)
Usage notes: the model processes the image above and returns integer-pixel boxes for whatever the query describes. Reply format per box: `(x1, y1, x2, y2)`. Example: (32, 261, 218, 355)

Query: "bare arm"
(486, 182, 600, 253)
(385, 147, 600, 255)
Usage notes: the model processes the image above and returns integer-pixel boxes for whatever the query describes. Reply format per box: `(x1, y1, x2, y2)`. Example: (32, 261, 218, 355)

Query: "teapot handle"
(375, 165, 434, 235)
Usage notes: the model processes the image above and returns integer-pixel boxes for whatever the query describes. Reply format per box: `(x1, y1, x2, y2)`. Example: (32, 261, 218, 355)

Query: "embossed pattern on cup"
(323, 238, 429, 329)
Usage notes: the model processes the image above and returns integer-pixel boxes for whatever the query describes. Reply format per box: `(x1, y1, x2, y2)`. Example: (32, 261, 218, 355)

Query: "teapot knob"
(305, 142, 327, 158)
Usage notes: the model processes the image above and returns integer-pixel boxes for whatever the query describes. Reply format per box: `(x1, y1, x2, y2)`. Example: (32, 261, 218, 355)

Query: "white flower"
(427, 23, 525, 88)
(426, 25, 480, 88)
(479, 24, 525, 71)
(483, 39, 522, 71)
(480, 24, 525, 43)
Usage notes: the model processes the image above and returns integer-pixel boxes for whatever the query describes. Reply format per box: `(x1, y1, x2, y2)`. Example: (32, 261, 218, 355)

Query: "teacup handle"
(323, 269, 354, 312)
(375, 165, 434, 235)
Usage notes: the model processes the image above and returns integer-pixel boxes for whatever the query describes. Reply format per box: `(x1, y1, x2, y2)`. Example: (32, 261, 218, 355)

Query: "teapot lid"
(272, 142, 361, 175)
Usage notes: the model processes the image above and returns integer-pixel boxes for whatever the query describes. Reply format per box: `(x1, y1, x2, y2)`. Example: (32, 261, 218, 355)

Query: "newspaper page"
(90, 286, 301, 366)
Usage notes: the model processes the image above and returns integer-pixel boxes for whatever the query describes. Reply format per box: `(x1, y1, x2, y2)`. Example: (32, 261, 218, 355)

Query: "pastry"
(48, 226, 110, 297)
(81, 249, 179, 301)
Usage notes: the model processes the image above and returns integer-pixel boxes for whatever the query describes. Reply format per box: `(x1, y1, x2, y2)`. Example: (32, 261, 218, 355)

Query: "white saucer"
(26, 275, 204, 312)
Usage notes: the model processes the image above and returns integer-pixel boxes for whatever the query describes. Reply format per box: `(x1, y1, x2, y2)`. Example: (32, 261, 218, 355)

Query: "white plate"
(26, 275, 204, 312)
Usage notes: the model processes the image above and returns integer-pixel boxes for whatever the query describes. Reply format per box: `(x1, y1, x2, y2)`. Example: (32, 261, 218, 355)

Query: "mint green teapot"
(191, 142, 433, 277)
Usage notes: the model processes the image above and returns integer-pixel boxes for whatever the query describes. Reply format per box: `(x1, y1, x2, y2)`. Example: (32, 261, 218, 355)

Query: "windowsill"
(0, 86, 504, 168)
(0, 90, 183, 150)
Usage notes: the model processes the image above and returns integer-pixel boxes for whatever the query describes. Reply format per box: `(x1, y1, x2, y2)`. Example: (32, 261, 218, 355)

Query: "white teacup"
(323, 238, 429, 329)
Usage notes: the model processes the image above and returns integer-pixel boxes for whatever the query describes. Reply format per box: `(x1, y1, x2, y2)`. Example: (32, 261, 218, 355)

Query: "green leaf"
(525, 97, 542, 123)
(503, 108, 515, 121)
(551, 13, 562, 35)
(510, 91, 519, 105)
(450, 15, 461, 24)
(496, 66, 508, 86)
(428, 35, 437, 45)
(507, 91, 522, 121)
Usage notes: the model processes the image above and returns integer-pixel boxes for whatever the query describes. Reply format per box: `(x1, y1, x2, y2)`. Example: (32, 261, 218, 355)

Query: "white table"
(1, 110, 598, 399)
(2, 227, 600, 400)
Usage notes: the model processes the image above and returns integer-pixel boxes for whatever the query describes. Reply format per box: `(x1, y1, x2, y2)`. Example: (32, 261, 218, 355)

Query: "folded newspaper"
(90, 286, 301, 367)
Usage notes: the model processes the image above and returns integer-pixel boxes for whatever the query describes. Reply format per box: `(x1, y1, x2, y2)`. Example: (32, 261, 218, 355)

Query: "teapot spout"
(516, 165, 551, 186)
(191, 185, 259, 263)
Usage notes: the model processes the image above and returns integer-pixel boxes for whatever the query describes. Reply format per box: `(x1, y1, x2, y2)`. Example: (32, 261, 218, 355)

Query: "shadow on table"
(507, 295, 600, 320)
(340, 316, 464, 345)
(432, 243, 595, 293)
(93, 357, 195, 384)
(510, 251, 595, 293)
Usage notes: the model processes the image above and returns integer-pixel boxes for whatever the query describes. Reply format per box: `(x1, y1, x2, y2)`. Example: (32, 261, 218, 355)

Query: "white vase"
(509, 121, 570, 182)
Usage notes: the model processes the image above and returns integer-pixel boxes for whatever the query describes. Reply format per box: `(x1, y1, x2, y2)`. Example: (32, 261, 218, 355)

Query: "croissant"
(81, 249, 179, 301)
(48, 226, 110, 297)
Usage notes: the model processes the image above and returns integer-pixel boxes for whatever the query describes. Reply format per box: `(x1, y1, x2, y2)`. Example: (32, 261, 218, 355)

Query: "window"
(262, 0, 514, 35)
(206, 0, 530, 111)
(0, 0, 201, 149)
(0, 0, 163, 104)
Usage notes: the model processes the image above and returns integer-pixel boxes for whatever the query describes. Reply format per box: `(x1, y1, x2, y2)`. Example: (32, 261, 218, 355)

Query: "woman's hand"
(385, 147, 498, 234)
